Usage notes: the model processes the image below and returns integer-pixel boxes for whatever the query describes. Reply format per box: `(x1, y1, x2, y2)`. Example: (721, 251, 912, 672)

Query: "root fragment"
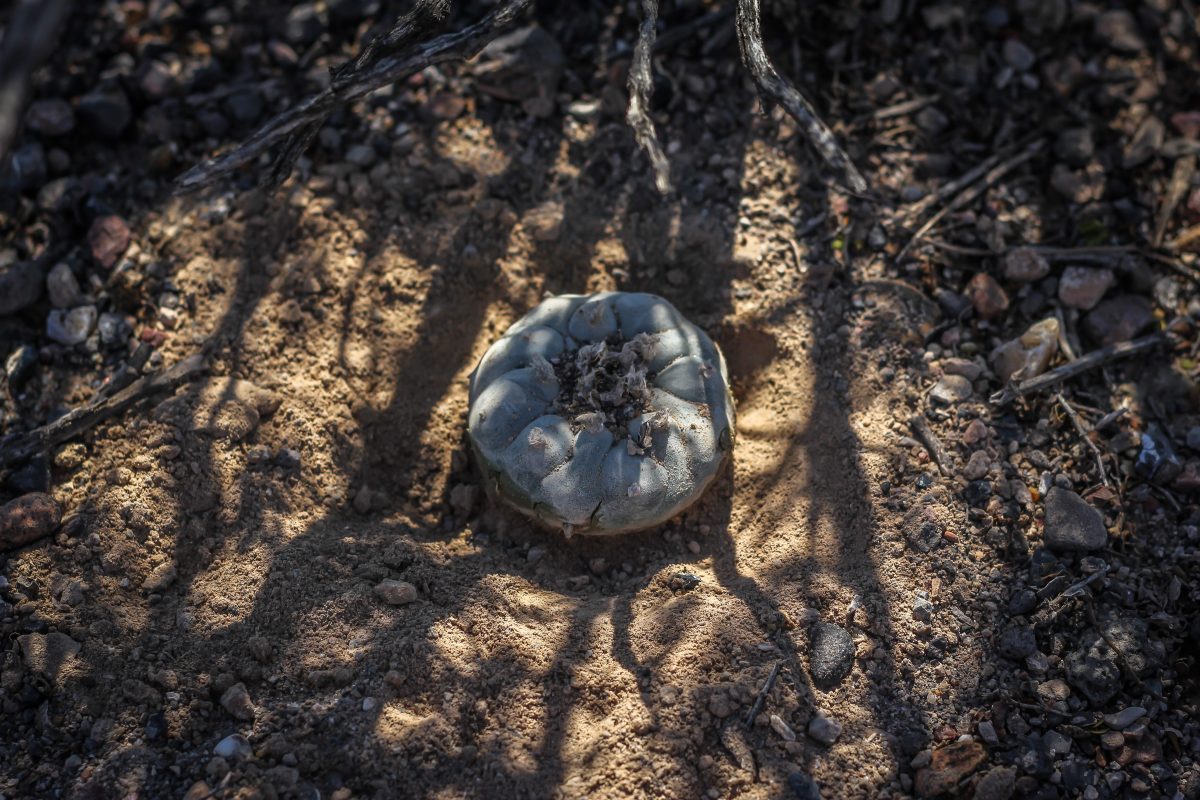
(627, 0, 673, 193)
(734, 0, 867, 192)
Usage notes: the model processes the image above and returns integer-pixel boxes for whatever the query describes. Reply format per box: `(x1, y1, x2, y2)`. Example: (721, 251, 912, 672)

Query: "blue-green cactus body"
(468, 292, 735, 536)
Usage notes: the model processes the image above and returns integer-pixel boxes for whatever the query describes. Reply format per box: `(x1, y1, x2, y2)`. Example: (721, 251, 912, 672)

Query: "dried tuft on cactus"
(468, 292, 735, 536)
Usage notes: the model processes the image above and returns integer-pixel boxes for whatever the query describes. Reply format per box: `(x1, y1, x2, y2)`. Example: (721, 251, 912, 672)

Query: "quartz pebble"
(991, 318, 1058, 383)
(47, 305, 98, 346)
(214, 734, 251, 760)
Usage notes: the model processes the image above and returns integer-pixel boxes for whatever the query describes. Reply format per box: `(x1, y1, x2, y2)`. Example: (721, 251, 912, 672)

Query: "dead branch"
(990, 333, 1164, 406)
(0, 0, 70, 164)
(627, 0, 672, 194)
(0, 355, 207, 473)
(734, 0, 867, 193)
(176, 0, 533, 194)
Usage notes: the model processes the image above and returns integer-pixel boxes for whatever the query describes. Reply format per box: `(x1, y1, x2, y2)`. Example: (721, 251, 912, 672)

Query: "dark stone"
(282, 4, 325, 45)
(807, 623, 854, 689)
(1009, 734, 1053, 778)
(787, 771, 821, 800)
(901, 499, 951, 552)
(0, 261, 45, 316)
(222, 89, 263, 126)
(1082, 295, 1155, 345)
(77, 85, 133, 140)
(1054, 128, 1095, 167)
(964, 479, 992, 507)
(1007, 588, 1037, 616)
(6, 458, 50, 494)
(145, 711, 166, 741)
(3, 143, 47, 192)
(1063, 615, 1161, 707)
(97, 312, 131, 350)
(1043, 487, 1107, 552)
(998, 625, 1037, 660)
(25, 98, 75, 136)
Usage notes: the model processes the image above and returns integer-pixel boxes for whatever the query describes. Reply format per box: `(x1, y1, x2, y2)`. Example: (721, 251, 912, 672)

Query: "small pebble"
(0, 493, 62, 551)
(374, 579, 418, 605)
(807, 715, 842, 746)
(213, 734, 251, 760)
(219, 683, 256, 721)
(1103, 707, 1146, 730)
(931, 375, 973, 405)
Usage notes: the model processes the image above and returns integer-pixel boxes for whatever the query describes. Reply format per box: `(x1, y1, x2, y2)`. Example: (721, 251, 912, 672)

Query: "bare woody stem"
(734, 0, 867, 193)
(175, 0, 534, 194)
(627, 0, 673, 194)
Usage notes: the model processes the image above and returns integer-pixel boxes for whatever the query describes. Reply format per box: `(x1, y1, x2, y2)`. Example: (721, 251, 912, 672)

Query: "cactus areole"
(467, 292, 735, 536)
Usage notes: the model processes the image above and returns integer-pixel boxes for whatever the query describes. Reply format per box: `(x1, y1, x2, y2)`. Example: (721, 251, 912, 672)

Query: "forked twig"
(734, 0, 867, 193)
(628, 0, 672, 193)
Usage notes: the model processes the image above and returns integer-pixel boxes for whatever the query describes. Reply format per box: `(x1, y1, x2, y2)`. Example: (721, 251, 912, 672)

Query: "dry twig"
(735, 0, 867, 193)
(1154, 155, 1196, 248)
(0, 0, 70, 164)
(627, 0, 672, 194)
(743, 661, 782, 728)
(0, 355, 207, 473)
(990, 333, 1164, 406)
(897, 139, 1045, 260)
(176, 0, 533, 193)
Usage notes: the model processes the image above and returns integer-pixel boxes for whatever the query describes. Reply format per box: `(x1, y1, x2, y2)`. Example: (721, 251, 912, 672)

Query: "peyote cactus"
(467, 292, 735, 536)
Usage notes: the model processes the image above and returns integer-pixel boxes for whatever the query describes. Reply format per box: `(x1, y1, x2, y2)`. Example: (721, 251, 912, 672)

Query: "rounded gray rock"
(467, 292, 734, 536)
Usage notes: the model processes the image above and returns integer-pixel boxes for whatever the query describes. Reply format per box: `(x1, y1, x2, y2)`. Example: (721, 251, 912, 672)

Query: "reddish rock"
(0, 493, 62, 551)
(914, 740, 986, 797)
(87, 215, 131, 269)
(965, 273, 1009, 319)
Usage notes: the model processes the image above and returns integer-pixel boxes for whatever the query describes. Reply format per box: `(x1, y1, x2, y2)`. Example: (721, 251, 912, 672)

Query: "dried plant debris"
(468, 292, 734, 536)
